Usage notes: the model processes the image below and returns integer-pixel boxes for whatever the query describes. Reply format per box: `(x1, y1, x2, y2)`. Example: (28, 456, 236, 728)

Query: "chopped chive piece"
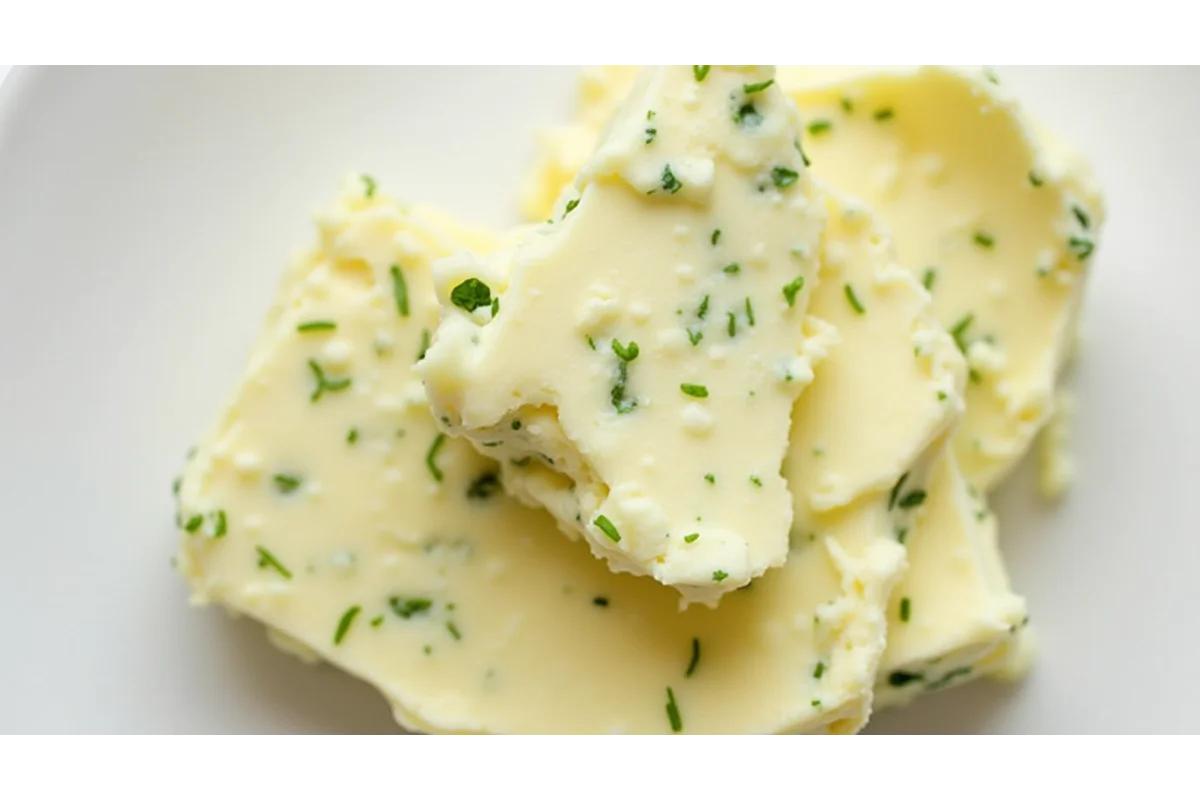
(389, 597, 433, 619)
(612, 339, 639, 362)
(563, 198, 580, 219)
(743, 79, 774, 94)
(712, 570, 729, 582)
(794, 137, 811, 167)
(782, 276, 805, 307)
(450, 278, 493, 312)
(446, 621, 462, 641)
(843, 283, 866, 314)
(922, 268, 937, 291)
(684, 533, 700, 543)
(840, 97, 854, 113)
(936, 390, 947, 401)
(697, 295, 710, 320)
(898, 490, 927, 509)
(723, 262, 741, 275)
(974, 231, 995, 249)
(771, 165, 799, 189)
(888, 670, 923, 687)
(984, 67, 1000, 84)
(184, 514, 203, 533)
(511, 419, 522, 431)
(1068, 236, 1094, 260)
(273, 473, 302, 494)
(806, 119, 832, 136)
(307, 359, 351, 402)
(927, 666, 973, 691)
(896, 527, 909, 545)
(425, 433, 446, 483)
(899, 597, 912, 623)
(873, 108, 895, 122)
(594, 514, 621, 543)
(814, 661, 826, 679)
(369, 615, 384, 628)
(711, 229, 721, 246)
(727, 311, 737, 337)
(888, 472, 910, 511)
(416, 328, 432, 362)
(210, 510, 227, 538)
(660, 164, 682, 195)
(172, 476, 182, 496)
(255, 546, 292, 579)
(693, 65, 711, 82)
(346, 428, 359, 445)
(647, 109, 656, 120)
(665, 687, 683, 733)
(644, 127, 657, 144)
(586, 335, 596, 351)
(812, 699, 822, 707)
(735, 103, 762, 129)
(750, 475, 763, 487)
(1029, 171, 1044, 187)
(361, 174, 376, 197)
(490, 297, 499, 317)
(333, 605, 361, 645)
(686, 637, 701, 677)
(389, 265, 410, 317)
(687, 327, 703, 346)
(950, 313, 974, 353)
(466, 471, 501, 500)
(703, 474, 715, 485)
(681, 383, 709, 398)
(297, 320, 336, 333)
(593, 596, 609, 608)
(1072, 205, 1091, 230)
(745, 297, 755, 326)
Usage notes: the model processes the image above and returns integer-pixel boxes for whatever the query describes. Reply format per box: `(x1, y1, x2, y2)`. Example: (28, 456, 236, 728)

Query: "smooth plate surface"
(0, 66, 1196, 734)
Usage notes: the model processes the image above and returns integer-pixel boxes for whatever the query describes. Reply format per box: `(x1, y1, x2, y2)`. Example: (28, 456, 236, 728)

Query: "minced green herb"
(307, 359, 351, 402)
(873, 108, 895, 122)
(1072, 205, 1091, 230)
(389, 596, 433, 619)
(446, 621, 462, 641)
(888, 472, 909, 511)
(563, 198, 580, 218)
(346, 427, 359, 444)
(450, 278, 493, 312)
(922, 268, 937, 291)
(210, 510, 227, 538)
(665, 687, 683, 733)
(361, 174, 377, 197)
(297, 320, 336, 333)
(255, 546, 292, 579)
(594, 514, 621, 543)
(711, 229, 721, 246)
(417, 328, 432, 362)
(727, 311, 737, 338)
(745, 297, 755, 326)
(735, 103, 762, 129)
(593, 596, 609, 608)
(184, 514, 203, 533)
(723, 263, 740, 275)
(1069, 236, 1094, 260)
(425, 433, 446, 482)
(843, 283, 866, 314)
(693, 65, 711, 82)
(660, 164, 682, 195)
(806, 119, 832, 136)
(333, 605, 361, 645)
(950, 313, 974, 354)
(771, 166, 799, 189)
(899, 597, 912, 622)
(782, 276, 805, 308)
(888, 670, 923, 688)
(684, 533, 700, 543)
(686, 637, 701, 677)
(898, 490, 927, 509)
(1029, 171, 1044, 187)
(712, 570, 728, 582)
(814, 661, 826, 679)
(466, 471, 501, 500)
(743, 79, 774, 94)
(927, 666, 972, 691)
(974, 231, 995, 249)
(273, 473, 302, 494)
(681, 383, 709, 398)
(703, 474, 715, 485)
(390, 265, 410, 317)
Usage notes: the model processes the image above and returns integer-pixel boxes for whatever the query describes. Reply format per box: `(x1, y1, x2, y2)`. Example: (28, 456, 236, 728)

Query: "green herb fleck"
(898, 490, 927, 509)
(795, 137, 811, 167)
(712, 570, 729, 582)
(184, 514, 203, 534)
(743, 79, 774, 94)
(922, 268, 937, 292)
(735, 103, 762, 129)
(899, 597, 912, 623)
(644, 127, 657, 144)
(703, 474, 715, 485)
(425, 433, 446, 482)
(873, 107, 895, 122)
(665, 687, 683, 733)
(974, 231, 995, 249)
(466, 471, 501, 501)
(446, 621, 462, 641)
(1029, 170, 1044, 187)
(711, 229, 721, 246)
(1069, 236, 1094, 260)
(586, 335, 596, 351)
(389, 265, 410, 317)
(888, 670, 923, 688)
(593, 596, 609, 608)
(273, 473, 302, 494)
(950, 313, 974, 354)
(344, 428, 359, 445)
(726, 311, 737, 338)
(612, 339, 639, 362)
(210, 510, 227, 538)
(896, 527, 909, 545)
(172, 476, 182, 496)
(449, 278, 493, 312)
(563, 198, 580, 218)
(840, 97, 854, 113)
(843, 283, 866, 314)
(686, 637, 701, 677)
(927, 666, 972, 691)
(723, 263, 740, 276)
(681, 383, 709, 398)
(297, 320, 336, 333)
(361, 174, 377, 197)
(594, 514, 621, 543)
(687, 327, 703, 346)
(417, 328, 431, 362)
(255, 546, 292, 579)
(984, 67, 1000, 85)
(660, 165, 682, 195)
(814, 661, 826, 679)
(771, 165, 800, 189)
(389, 597, 433, 619)
(745, 297, 755, 326)
(684, 533, 700, 543)
(307, 359, 351, 402)
(697, 295, 710, 320)
(888, 472, 909, 511)
(782, 276, 805, 308)
(750, 475, 763, 487)
(333, 605, 361, 645)
(490, 297, 499, 317)
(693, 65, 711, 82)
(806, 119, 832, 136)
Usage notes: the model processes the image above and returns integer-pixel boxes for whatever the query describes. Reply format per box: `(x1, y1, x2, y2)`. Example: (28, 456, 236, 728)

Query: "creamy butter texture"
(175, 65, 1103, 733)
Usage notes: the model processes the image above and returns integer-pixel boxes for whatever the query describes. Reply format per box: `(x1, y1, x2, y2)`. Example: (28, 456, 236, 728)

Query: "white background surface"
(0, 66, 1196, 734)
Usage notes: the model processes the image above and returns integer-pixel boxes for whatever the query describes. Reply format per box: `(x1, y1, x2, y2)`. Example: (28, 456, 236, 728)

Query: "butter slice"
(420, 66, 825, 606)
(175, 183, 894, 734)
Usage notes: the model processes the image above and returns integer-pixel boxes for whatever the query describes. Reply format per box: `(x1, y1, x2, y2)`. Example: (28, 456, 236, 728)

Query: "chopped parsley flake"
(389, 597, 433, 619)
(703, 474, 715, 485)
(307, 359, 351, 403)
(665, 687, 683, 733)
(922, 268, 937, 292)
(743, 79, 774, 94)
(888, 670, 923, 688)
(771, 165, 800, 189)
(693, 65, 711, 82)
(873, 107, 895, 122)
(843, 283, 866, 314)
(686, 637, 701, 677)
(898, 490, 927, 509)
(511, 419, 522, 431)
(466, 471, 501, 500)
(723, 262, 741, 275)
(660, 165, 682, 195)
(712, 570, 729, 582)
(684, 533, 700, 543)
(888, 472, 909, 511)
(333, 605, 361, 645)
(449, 278, 493, 313)
(644, 127, 657, 144)
(806, 119, 832, 136)
(711, 229, 721, 246)
(390, 265, 410, 317)
(361, 174, 376, 197)
(899, 597, 912, 622)
(563, 198, 580, 218)
(974, 231, 995, 249)
(593, 596, 609, 608)
(184, 514, 203, 533)
(611, 341, 639, 413)
(446, 621, 462, 641)
(681, 383, 709, 398)
(586, 335, 596, 351)
(1072, 205, 1091, 230)
(1069, 236, 1094, 260)
(594, 514, 621, 543)
(273, 473, 302, 494)
(425, 433, 446, 483)
(745, 297, 755, 326)
(727, 311, 737, 338)
(814, 661, 826, 679)
(255, 546, 292, 579)
(297, 320, 336, 333)
(782, 276, 805, 307)
(750, 475, 763, 487)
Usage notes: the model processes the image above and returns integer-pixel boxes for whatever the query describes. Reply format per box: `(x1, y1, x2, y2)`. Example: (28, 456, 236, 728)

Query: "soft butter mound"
(174, 180, 897, 734)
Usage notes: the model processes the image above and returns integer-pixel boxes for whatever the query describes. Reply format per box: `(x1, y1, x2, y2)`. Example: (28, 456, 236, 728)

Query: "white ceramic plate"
(1, 66, 1196, 734)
